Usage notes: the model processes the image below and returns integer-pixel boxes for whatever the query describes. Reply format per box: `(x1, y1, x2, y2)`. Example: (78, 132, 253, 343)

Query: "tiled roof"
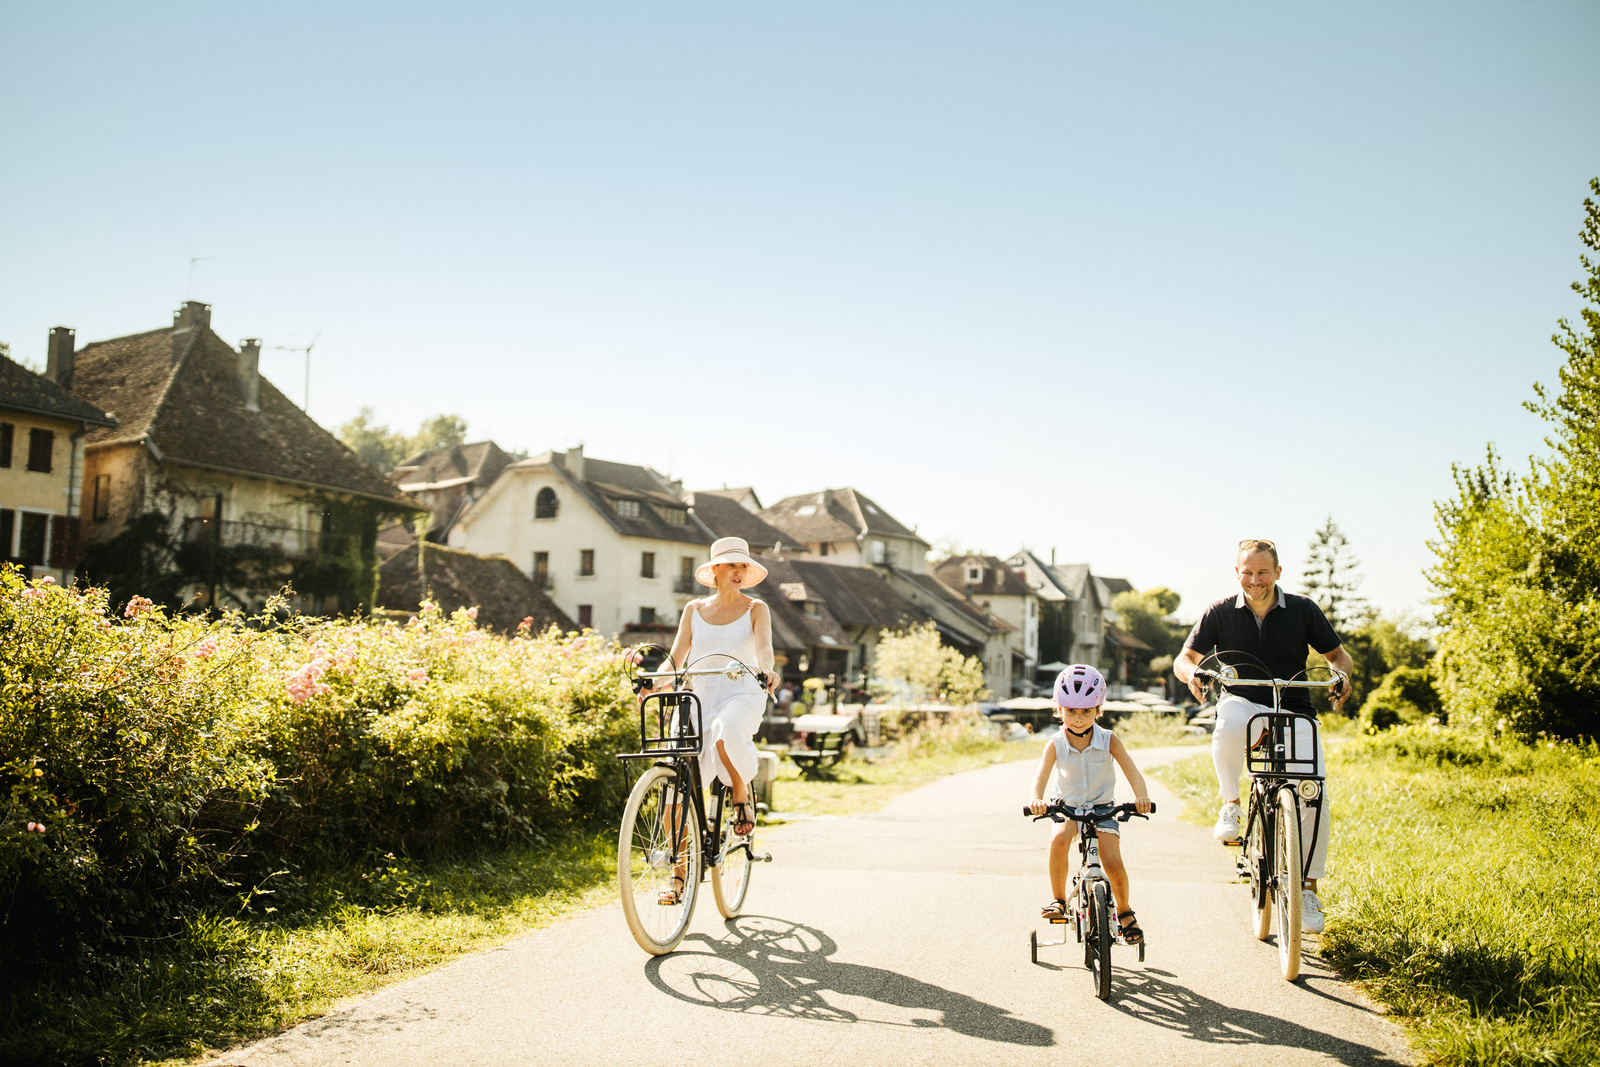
(395, 440, 512, 492)
(0, 354, 117, 427)
(501, 450, 714, 547)
(378, 542, 575, 635)
(71, 321, 418, 507)
(933, 554, 1034, 597)
(688, 492, 793, 552)
(759, 487, 927, 547)
(1100, 576, 1135, 597)
(753, 557, 933, 651)
(1104, 623, 1152, 653)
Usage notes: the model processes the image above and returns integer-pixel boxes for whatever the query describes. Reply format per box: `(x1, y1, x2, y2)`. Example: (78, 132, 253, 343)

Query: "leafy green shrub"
(0, 567, 631, 968)
(1357, 664, 1444, 732)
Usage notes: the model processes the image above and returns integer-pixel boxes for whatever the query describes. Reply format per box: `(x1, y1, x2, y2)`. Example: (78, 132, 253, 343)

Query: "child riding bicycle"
(1029, 664, 1153, 945)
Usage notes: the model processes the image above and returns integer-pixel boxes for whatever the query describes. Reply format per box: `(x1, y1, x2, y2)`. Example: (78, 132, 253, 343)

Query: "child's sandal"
(1117, 910, 1143, 945)
(657, 875, 686, 906)
(1041, 898, 1068, 921)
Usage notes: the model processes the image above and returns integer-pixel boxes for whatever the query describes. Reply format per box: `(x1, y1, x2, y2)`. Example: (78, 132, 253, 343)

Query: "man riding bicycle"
(1172, 539, 1352, 933)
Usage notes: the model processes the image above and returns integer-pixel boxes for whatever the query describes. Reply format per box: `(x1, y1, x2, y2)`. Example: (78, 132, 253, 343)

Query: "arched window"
(535, 487, 559, 519)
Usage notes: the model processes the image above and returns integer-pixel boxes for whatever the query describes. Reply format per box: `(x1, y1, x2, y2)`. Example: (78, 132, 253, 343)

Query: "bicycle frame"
(1026, 802, 1152, 962)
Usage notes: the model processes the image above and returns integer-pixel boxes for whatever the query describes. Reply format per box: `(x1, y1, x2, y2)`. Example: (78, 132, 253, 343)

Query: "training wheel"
(1030, 929, 1038, 964)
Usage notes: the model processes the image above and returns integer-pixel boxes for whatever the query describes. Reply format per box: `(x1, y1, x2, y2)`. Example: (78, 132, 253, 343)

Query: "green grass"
(0, 832, 615, 1067)
(1151, 728, 1600, 1066)
(1110, 710, 1209, 749)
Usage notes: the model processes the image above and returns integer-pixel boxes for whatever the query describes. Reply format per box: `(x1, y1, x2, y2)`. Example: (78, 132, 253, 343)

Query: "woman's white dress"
(688, 602, 766, 789)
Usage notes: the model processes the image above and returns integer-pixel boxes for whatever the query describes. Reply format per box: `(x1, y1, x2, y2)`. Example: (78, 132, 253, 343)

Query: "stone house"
(448, 445, 714, 635)
(64, 302, 421, 613)
(0, 338, 117, 583)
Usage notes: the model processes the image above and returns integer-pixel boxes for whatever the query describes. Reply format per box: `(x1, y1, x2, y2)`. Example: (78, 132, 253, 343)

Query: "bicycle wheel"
(711, 805, 754, 918)
(618, 765, 702, 955)
(1244, 798, 1271, 941)
(1274, 787, 1304, 980)
(1089, 880, 1113, 1000)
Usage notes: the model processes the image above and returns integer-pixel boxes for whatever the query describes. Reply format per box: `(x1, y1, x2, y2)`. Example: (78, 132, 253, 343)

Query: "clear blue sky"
(4, 2, 1597, 621)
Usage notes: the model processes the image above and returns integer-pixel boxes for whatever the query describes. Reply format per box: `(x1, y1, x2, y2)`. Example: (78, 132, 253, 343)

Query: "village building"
(934, 553, 1041, 694)
(758, 487, 930, 570)
(378, 541, 574, 635)
(63, 301, 421, 613)
(685, 488, 790, 556)
(1006, 550, 1153, 693)
(0, 337, 117, 583)
(448, 445, 714, 635)
(391, 440, 514, 543)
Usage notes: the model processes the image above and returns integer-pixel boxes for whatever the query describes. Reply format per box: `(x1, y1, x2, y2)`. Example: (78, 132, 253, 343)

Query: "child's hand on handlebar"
(1029, 799, 1050, 816)
(1133, 797, 1152, 814)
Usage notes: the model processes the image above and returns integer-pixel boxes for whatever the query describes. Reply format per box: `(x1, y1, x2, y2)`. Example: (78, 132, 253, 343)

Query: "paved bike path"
(223, 746, 1410, 1066)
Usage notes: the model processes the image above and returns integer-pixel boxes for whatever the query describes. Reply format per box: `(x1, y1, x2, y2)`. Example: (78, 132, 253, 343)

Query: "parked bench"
(789, 730, 847, 776)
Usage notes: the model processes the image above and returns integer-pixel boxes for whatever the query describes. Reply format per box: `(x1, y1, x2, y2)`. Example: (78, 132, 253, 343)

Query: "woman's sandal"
(731, 802, 755, 837)
(1041, 898, 1068, 921)
(657, 875, 686, 906)
(1117, 910, 1144, 945)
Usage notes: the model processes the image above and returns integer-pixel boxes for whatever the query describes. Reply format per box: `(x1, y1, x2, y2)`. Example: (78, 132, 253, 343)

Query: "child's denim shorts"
(1053, 803, 1119, 835)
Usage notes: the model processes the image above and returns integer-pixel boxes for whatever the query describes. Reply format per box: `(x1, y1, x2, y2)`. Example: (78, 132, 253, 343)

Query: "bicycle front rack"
(617, 690, 705, 762)
(1245, 712, 1320, 779)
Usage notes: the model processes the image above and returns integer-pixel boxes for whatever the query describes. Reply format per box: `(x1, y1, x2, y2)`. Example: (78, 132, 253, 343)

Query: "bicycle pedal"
(1220, 838, 1243, 848)
(754, 853, 773, 862)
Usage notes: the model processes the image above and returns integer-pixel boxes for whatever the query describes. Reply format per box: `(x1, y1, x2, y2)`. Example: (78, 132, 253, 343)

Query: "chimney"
(172, 301, 212, 358)
(46, 327, 75, 389)
(237, 339, 261, 411)
(567, 443, 586, 482)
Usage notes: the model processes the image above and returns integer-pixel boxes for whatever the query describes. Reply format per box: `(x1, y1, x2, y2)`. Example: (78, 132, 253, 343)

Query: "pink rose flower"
(193, 636, 220, 659)
(407, 668, 429, 683)
(124, 596, 154, 618)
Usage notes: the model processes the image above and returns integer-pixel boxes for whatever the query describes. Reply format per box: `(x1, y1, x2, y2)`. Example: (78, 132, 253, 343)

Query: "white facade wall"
(451, 468, 707, 635)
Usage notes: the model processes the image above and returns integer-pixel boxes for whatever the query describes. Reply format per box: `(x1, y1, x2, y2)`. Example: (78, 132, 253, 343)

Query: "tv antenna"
(186, 254, 212, 297)
(267, 331, 322, 412)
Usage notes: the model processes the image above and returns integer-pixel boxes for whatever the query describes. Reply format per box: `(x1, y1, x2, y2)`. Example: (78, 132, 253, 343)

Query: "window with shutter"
(48, 516, 80, 569)
(18, 513, 48, 565)
(0, 510, 13, 557)
(0, 422, 11, 468)
(92, 475, 111, 522)
(26, 429, 53, 473)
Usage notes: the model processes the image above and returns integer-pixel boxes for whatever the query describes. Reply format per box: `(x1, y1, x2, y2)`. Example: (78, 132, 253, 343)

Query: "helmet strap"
(1066, 724, 1095, 738)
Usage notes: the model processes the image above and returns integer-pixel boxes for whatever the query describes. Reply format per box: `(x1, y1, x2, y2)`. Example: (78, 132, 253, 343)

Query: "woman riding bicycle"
(646, 536, 778, 849)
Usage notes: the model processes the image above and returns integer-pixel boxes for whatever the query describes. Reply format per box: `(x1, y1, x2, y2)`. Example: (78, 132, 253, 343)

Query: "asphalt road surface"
(225, 745, 1410, 1066)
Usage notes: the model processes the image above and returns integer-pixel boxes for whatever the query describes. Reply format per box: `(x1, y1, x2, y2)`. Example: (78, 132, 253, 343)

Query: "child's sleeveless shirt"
(1049, 725, 1117, 807)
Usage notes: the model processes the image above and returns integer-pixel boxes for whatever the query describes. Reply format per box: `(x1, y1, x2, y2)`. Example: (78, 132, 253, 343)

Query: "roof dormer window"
(657, 506, 686, 525)
(615, 499, 640, 519)
(796, 505, 817, 516)
(965, 565, 983, 584)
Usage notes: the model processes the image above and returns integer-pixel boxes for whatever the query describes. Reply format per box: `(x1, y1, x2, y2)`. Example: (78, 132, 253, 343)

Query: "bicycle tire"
(1245, 798, 1271, 941)
(1090, 880, 1113, 1000)
(618, 765, 701, 955)
(711, 806, 754, 918)
(1275, 787, 1303, 980)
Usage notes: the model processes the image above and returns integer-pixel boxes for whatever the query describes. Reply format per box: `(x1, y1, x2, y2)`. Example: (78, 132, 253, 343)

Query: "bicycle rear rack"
(1245, 712, 1321, 779)
(617, 691, 705, 762)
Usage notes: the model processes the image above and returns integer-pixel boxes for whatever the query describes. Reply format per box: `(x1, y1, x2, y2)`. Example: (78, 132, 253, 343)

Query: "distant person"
(1028, 664, 1153, 945)
(1172, 539, 1352, 933)
(647, 536, 778, 900)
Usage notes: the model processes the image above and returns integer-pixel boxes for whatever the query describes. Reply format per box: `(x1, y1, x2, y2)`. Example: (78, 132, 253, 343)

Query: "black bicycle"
(1023, 800, 1154, 999)
(616, 651, 773, 955)
(1195, 660, 1344, 980)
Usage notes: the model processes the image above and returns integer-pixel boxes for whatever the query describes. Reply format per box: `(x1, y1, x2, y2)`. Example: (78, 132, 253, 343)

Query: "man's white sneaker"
(1212, 801, 1243, 842)
(1301, 890, 1325, 934)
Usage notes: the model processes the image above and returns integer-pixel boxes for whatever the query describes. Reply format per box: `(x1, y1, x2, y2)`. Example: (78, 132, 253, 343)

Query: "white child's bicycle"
(1024, 800, 1154, 1000)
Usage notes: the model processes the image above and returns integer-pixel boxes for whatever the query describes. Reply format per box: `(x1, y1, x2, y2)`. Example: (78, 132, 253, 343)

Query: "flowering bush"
(0, 566, 631, 962)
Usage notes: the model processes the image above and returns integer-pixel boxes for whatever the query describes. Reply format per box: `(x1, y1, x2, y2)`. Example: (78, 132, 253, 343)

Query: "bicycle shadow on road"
(643, 915, 1053, 1047)
(1109, 967, 1404, 1067)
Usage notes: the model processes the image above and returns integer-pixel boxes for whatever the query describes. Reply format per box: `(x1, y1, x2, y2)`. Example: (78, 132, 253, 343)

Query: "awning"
(999, 697, 1055, 711)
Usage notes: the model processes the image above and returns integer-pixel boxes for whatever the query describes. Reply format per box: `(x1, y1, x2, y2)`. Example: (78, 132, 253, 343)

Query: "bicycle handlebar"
(1193, 667, 1346, 690)
(1022, 801, 1155, 823)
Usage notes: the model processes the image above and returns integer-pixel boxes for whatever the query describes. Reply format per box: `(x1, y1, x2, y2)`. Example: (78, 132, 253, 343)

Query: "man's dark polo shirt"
(1184, 587, 1342, 712)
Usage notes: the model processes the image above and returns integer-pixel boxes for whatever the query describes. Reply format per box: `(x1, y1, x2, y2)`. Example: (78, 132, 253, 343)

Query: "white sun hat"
(696, 536, 768, 588)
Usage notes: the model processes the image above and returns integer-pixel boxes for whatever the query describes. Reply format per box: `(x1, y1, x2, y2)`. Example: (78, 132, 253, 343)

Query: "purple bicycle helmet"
(1053, 664, 1106, 709)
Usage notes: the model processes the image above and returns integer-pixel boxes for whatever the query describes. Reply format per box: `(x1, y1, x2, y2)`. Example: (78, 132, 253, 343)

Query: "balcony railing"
(182, 517, 348, 558)
(674, 577, 698, 594)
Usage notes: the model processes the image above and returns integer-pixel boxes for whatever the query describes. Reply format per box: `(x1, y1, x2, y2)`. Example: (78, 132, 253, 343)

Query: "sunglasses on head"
(1238, 539, 1276, 550)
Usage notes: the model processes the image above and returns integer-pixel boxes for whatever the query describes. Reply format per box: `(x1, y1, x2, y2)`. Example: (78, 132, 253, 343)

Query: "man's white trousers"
(1212, 694, 1329, 880)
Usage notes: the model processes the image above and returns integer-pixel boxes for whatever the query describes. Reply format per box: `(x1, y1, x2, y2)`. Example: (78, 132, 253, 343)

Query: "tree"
(337, 409, 470, 474)
(1301, 517, 1367, 632)
(1430, 180, 1600, 739)
(1143, 587, 1181, 616)
(871, 622, 990, 706)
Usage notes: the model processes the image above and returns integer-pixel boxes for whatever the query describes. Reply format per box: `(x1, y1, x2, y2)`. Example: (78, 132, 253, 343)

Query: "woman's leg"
(716, 739, 747, 804)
